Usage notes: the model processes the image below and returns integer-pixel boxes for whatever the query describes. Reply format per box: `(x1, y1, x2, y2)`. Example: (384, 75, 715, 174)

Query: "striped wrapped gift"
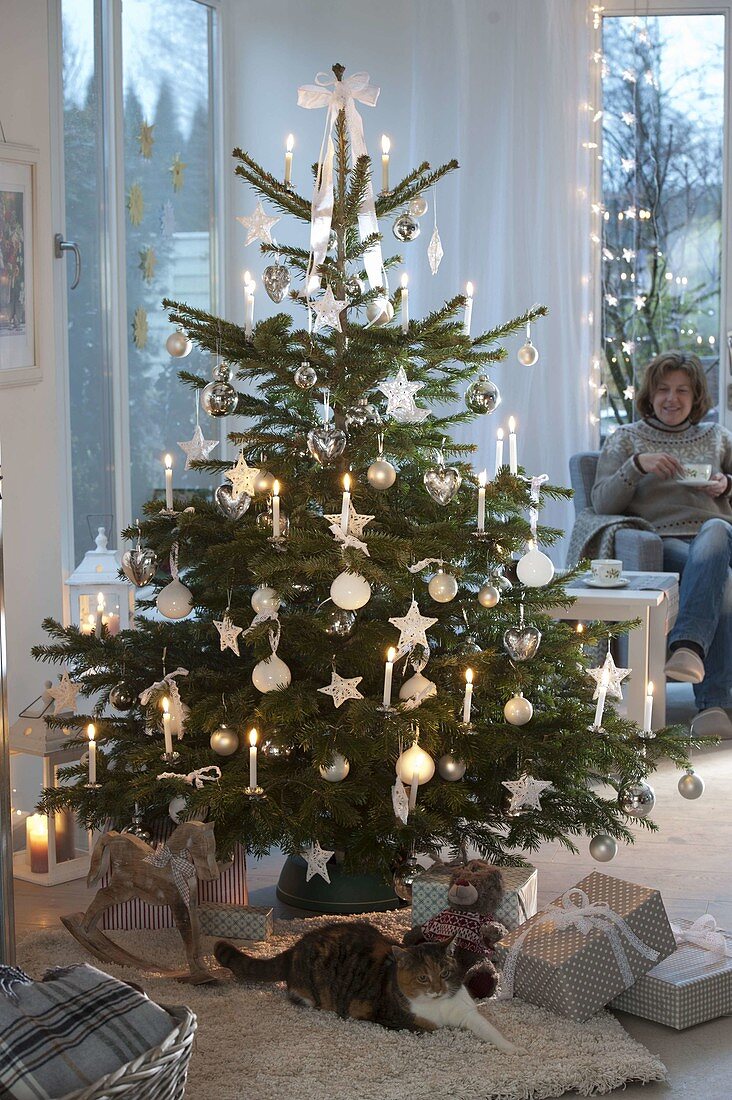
(411, 863, 538, 931)
(611, 917, 732, 1029)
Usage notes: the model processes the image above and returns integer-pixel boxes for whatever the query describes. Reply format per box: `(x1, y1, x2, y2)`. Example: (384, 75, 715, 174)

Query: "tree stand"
(276, 854, 402, 914)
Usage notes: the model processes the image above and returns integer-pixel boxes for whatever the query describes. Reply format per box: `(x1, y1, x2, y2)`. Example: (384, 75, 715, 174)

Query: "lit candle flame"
(243, 269, 251, 287)
(478, 469, 486, 487)
(497, 428, 504, 441)
(273, 479, 280, 496)
(343, 473, 351, 491)
(401, 272, 408, 289)
(286, 134, 294, 153)
(162, 696, 170, 715)
(465, 668, 474, 684)
(97, 592, 105, 611)
(387, 646, 396, 662)
(381, 135, 390, 155)
(248, 728, 258, 747)
(647, 681, 654, 696)
(87, 723, 96, 743)
(466, 281, 474, 297)
(164, 453, 172, 469)
(508, 416, 516, 433)
(576, 623, 585, 634)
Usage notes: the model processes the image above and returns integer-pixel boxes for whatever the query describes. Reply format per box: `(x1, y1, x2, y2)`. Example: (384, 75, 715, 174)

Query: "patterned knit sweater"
(592, 418, 732, 537)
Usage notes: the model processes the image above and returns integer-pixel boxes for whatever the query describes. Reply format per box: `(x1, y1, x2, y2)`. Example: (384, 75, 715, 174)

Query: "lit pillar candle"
(495, 429, 504, 477)
(508, 417, 518, 474)
(248, 728, 258, 788)
(164, 453, 174, 510)
(162, 697, 173, 755)
(463, 282, 474, 337)
(400, 273, 409, 333)
(340, 474, 351, 534)
(95, 592, 105, 638)
(643, 681, 654, 734)
(408, 768, 420, 811)
(243, 269, 251, 326)
(87, 723, 97, 784)
(272, 480, 281, 538)
(106, 609, 120, 636)
(462, 668, 474, 724)
(381, 135, 390, 192)
(593, 668, 609, 729)
(245, 278, 256, 341)
(26, 814, 49, 874)
(284, 133, 294, 185)
(477, 469, 486, 532)
(383, 647, 396, 707)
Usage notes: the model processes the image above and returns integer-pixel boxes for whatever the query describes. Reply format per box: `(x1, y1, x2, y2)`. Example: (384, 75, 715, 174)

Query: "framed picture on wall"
(0, 144, 38, 385)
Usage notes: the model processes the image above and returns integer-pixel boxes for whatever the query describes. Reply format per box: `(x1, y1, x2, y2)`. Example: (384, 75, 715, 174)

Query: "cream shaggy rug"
(17, 911, 666, 1100)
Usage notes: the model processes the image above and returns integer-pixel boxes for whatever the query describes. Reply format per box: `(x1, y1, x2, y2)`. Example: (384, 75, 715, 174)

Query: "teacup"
(682, 463, 712, 482)
(590, 559, 623, 585)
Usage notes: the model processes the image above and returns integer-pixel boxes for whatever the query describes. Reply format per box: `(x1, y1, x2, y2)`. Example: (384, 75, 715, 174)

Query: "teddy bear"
(402, 861, 507, 1000)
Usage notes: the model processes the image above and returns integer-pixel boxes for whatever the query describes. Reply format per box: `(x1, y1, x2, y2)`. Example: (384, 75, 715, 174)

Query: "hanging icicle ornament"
(251, 621, 292, 693)
(517, 317, 540, 366)
(516, 474, 555, 587)
(156, 545, 193, 620)
(307, 389, 347, 465)
(427, 184, 444, 275)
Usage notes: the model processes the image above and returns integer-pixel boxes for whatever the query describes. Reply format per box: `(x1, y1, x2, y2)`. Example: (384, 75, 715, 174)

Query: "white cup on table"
(590, 559, 623, 585)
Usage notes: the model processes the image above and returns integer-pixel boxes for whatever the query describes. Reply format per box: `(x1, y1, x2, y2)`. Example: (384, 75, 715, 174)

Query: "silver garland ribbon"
(500, 886, 660, 1000)
(143, 843, 195, 908)
(671, 914, 730, 958)
(156, 765, 222, 789)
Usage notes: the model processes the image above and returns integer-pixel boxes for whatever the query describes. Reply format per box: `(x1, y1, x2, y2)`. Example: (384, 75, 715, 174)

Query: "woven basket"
(60, 1004, 197, 1100)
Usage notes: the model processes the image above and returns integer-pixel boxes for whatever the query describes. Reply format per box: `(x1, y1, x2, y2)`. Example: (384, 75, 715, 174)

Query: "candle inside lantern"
(26, 814, 49, 874)
(463, 281, 474, 337)
(340, 474, 351, 534)
(381, 135, 390, 192)
(248, 727, 258, 789)
(495, 429, 504, 477)
(383, 646, 396, 707)
(508, 416, 518, 474)
(400, 273, 409, 333)
(164, 453, 174, 510)
(463, 668, 474, 724)
(106, 607, 120, 636)
(643, 681, 654, 734)
(477, 469, 486, 532)
(272, 480, 281, 539)
(284, 133, 294, 185)
(162, 697, 173, 755)
(408, 767, 420, 811)
(95, 592, 105, 638)
(87, 723, 97, 784)
(593, 668, 609, 729)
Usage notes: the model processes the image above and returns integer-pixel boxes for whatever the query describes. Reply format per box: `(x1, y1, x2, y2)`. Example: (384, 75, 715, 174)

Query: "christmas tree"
(35, 65, 689, 899)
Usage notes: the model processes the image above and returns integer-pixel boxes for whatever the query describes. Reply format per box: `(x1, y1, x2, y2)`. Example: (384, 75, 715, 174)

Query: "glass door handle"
(54, 234, 81, 290)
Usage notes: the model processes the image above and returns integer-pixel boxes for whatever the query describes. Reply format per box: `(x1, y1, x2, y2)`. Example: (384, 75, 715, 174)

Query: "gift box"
(198, 903, 273, 940)
(411, 862, 538, 931)
(494, 871, 677, 1022)
(611, 916, 732, 1029)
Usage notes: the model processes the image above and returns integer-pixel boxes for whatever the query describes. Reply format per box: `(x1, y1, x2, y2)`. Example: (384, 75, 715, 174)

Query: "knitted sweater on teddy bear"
(420, 908, 496, 958)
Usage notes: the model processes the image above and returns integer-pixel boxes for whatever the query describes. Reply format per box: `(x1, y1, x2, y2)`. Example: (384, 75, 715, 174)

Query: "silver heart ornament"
(503, 625, 542, 662)
(121, 547, 158, 587)
(262, 263, 291, 304)
(215, 483, 251, 520)
(307, 425, 347, 466)
(423, 465, 462, 506)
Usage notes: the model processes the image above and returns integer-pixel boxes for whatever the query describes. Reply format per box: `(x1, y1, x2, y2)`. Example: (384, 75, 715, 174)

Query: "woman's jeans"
(665, 518, 732, 710)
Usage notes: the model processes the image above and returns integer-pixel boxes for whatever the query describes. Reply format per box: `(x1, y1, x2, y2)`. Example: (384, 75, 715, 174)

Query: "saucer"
(584, 575, 629, 589)
(675, 478, 715, 488)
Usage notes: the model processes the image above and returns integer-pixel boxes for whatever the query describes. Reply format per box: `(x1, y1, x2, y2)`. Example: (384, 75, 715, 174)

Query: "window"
(598, 13, 725, 430)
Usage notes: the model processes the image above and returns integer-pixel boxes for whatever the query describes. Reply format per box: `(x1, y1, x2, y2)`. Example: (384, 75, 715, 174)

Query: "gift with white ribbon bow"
(671, 914, 731, 958)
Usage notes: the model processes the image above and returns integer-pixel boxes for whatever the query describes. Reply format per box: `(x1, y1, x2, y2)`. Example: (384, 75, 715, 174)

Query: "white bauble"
(366, 299, 394, 327)
(517, 341, 539, 366)
(503, 693, 534, 726)
(395, 743, 435, 785)
(428, 570, 458, 603)
(251, 586, 281, 615)
(168, 796, 207, 823)
(252, 654, 292, 693)
(399, 672, 437, 706)
(319, 754, 350, 782)
(367, 458, 397, 490)
(156, 578, 193, 619)
(516, 547, 555, 588)
(409, 195, 429, 217)
(477, 583, 500, 608)
(330, 570, 372, 610)
(166, 330, 192, 358)
(253, 469, 275, 495)
(210, 724, 239, 755)
(438, 754, 466, 781)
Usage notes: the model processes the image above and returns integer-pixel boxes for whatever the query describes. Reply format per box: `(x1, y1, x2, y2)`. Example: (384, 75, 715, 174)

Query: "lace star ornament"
(323, 502, 374, 539)
(47, 672, 81, 715)
(587, 650, 630, 702)
(302, 841, 336, 884)
(389, 599, 438, 658)
(178, 425, 219, 470)
(502, 772, 553, 813)
(214, 613, 243, 657)
(226, 453, 261, 497)
(318, 669, 364, 708)
(236, 200, 281, 246)
(311, 286, 347, 333)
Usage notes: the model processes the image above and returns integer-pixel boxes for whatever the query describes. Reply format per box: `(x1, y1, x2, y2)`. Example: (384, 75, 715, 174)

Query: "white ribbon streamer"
(521, 473, 549, 540)
(244, 608, 280, 638)
(139, 667, 189, 739)
(157, 765, 222, 789)
(671, 915, 731, 958)
(500, 886, 660, 1000)
(408, 558, 443, 574)
(297, 70, 387, 302)
(329, 524, 370, 556)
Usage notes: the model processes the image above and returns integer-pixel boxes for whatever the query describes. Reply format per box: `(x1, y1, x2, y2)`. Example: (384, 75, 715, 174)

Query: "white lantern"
(65, 527, 134, 635)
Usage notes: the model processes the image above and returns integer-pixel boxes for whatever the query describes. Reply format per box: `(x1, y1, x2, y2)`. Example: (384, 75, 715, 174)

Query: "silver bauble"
(503, 693, 534, 726)
(408, 195, 429, 217)
(252, 653, 292, 692)
(212, 361, 232, 382)
(294, 363, 318, 390)
(109, 682, 135, 711)
(214, 483, 251, 520)
(438, 754, 466, 781)
(517, 340, 539, 366)
(319, 753, 350, 782)
(392, 212, 421, 242)
(262, 261, 291, 303)
(465, 374, 502, 415)
(367, 458, 397, 490)
(251, 586, 281, 615)
(493, 568, 513, 593)
(589, 834, 618, 862)
(318, 606, 357, 638)
(423, 465, 461, 506)
(365, 300, 394, 326)
(393, 856, 420, 902)
(459, 635, 482, 656)
(210, 724, 239, 756)
(256, 509, 290, 538)
(678, 768, 705, 799)
(307, 424, 347, 465)
(201, 380, 237, 417)
(478, 583, 500, 608)
(345, 275, 364, 300)
(121, 546, 158, 587)
(345, 399, 381, 430)
(253, 469, 276, 495)
(428, 570, 458, 603)
(619, 780, 656, 818)
(503, 624, 542, 662)
(166, 330, 192, 358)
(156, 578, 193, 620)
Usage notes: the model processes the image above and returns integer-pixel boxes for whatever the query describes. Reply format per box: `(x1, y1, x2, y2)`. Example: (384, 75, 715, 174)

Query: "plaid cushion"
(0, 964, 176, 1098)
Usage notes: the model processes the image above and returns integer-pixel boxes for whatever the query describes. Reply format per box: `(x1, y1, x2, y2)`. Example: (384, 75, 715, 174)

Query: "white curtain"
(227, 0, 594, 559)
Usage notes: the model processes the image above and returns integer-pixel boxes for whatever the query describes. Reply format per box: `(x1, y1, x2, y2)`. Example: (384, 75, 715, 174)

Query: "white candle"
(95, 592, 105, 638)
(643, 681, 654, 733)
(87, 723, 97, 784)
(340, 474, 351, 534)
(462, 668, 474, 724)
(495, 429, 504, 477)
(245, 278, 255, 341)
(106, 611, 120, 636)
(463, 281, 474, 337)
(508, 416, 518, 474)
(162, 697, 173, 755)
(164, 453, 173, 510)
(284, 134, 294, 185)
(576, 622, 585, 656)
(383, 646, 396, 707)
(593, 669, 609, 729)
(477, 469, 486, 532)
(248, 728, 258, 788)
(408, 767, 419, 811)
(272, 480, 281, 539)
(381, 135, 390, 192)
(27, 814, 49, 873)
(400, 273, 409, 333)
(243, 269, 251, 328)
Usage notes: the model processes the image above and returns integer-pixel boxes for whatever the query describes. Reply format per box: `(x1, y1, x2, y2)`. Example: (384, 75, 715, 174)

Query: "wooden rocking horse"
(62, 820, 223, 983)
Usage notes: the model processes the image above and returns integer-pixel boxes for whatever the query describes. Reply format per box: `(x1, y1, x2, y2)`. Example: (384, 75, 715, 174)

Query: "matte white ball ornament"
(251, 586, 281, 615)
(517, 340, 539, 366)
(398, 672, 437, 706)
(503, 693, 534, 726)
(589, 834, 618, 862)
(330, 570, 372, 610)
(319, 754, 350, 782)
(395, 743, 435, 785)
(252, 654, 292, 693)
(477, 583, 500, 608)
(366, 299, 394, 327)
(516, 547, 555, 588)
(209, 724, 239, 756)
(428, 569, 458, 603)
(156, 578, 193, 619)
(166, 330, 192, 358)
(367, 458, 397, 490)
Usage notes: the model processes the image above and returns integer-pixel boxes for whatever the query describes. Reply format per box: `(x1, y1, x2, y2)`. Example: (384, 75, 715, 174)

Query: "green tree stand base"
(276, 855, 403, 914)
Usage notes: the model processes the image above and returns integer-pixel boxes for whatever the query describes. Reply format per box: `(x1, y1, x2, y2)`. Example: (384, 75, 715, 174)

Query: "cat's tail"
(214, 940, 293, 983)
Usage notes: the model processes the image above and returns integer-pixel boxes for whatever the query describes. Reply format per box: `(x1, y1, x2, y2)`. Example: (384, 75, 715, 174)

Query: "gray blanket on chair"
(567, 508, 656, 566)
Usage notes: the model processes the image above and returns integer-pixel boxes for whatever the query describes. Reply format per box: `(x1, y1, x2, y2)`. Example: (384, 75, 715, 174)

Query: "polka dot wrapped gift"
(494, 871, 677, 1022)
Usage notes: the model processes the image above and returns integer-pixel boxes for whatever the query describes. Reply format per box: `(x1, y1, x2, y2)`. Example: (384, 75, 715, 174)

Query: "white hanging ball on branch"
(251, 586, 281, 615)
(166, 330, 192, 358)
(398, 672, 437, 706)
(516, 546, 555, 587)
(395, 743, 435, 785)
(366, 299, 394, 327)
(477, 583, 500, 608)
(428, 569, 458, 603)
(210, 724, 240, 756)
(156, 578, 193, 619)
(330, 570, 372, 610)
(503, 693, 534, 726)
(252, 654, 292, 692)
(319, 754, 350, 782)
(517, 340, 539, 366)
(367, 458, 397, 490)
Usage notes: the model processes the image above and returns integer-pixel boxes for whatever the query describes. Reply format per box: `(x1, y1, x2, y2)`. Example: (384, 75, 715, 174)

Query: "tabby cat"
(215, 920, 517, 1052)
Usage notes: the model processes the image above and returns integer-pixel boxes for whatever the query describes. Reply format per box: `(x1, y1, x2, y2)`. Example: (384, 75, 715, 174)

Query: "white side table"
(547, 572, 679, 730)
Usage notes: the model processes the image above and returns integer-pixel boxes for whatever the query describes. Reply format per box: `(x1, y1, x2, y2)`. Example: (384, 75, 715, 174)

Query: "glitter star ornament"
(178, 425, 219, 470)
(378, 367, 430, 423)
(169, 153, 187, 192)
(318, 668, 364, 708)
(226, 453, 261, 497)
(311, 285, 347, 333)
(236, 200, 281, 246)
(132, 307, 148, 349)
(323, 502, 374, 539)
(47, 672, 81, 715)
(302, 841, 335, 884)
(214, 613, 243, 657)
(389, 599, 438, 658)
(502, 772, 553, 813)
(587, 650, 631, 702)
